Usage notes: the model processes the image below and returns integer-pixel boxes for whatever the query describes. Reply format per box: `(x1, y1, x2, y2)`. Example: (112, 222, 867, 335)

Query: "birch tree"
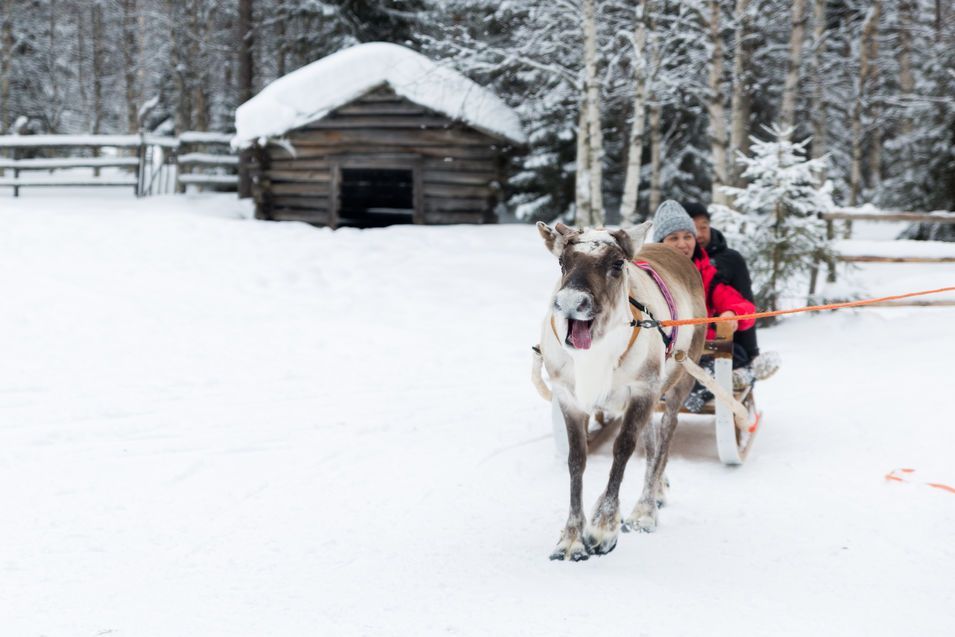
(120, 1, 140, 132)
(705, 0, 729, 203)
(619, 0, 650, 226)
(577, 0, 605, 226)
(809, 0, 827, 162)
(779, 0, 807, 133)
(728, 0, 751, 187)
(238, 0, 254, 104)
(1, 1, 12, 132)
(849, 1, 881, 206)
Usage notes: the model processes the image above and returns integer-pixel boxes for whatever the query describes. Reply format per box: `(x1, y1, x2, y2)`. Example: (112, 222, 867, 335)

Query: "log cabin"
(234, 43, 526, 228)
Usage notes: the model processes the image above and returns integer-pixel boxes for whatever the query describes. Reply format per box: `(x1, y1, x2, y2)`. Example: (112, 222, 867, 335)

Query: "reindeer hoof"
(584, 534, 617, 555)
(549, 548, 590, 562)
(623, 504, 658, 533)
(622, 514, 657, 534)
(583, 521, 620, 555)
(550, 538, 590, 562)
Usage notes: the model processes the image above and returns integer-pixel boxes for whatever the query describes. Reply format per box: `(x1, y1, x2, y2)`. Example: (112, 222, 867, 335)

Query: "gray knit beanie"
(651, 200, 697, 243)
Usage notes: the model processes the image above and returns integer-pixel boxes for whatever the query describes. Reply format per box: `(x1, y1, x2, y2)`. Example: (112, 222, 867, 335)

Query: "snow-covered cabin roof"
(234, 42, 526, 146)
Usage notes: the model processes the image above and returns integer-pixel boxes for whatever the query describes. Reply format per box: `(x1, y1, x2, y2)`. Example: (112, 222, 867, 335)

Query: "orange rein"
(657, 286, 955, 328)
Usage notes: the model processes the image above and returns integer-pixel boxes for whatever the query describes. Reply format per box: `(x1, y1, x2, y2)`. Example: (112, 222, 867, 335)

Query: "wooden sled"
(538, 322, 761, 465)
(664, 321, 762, 465)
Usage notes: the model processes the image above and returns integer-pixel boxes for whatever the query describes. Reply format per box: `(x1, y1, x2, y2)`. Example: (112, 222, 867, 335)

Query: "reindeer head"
(537, 221, 653, 350)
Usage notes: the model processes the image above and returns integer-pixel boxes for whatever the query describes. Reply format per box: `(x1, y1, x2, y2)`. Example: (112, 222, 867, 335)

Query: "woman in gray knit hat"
(650, 200, 758, 408)
(651, 200, 753, 330)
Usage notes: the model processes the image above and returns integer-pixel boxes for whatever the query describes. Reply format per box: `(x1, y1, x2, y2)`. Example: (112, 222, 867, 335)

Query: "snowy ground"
(2, 191, 954, 636)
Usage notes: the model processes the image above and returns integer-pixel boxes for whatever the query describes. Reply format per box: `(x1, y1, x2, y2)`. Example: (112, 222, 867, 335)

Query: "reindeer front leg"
(585, 392, 654, 554)
(550, 400, 590, 561)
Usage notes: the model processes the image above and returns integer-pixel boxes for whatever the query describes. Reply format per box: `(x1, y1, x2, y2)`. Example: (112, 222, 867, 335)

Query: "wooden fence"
(0, 132, 238, 197)
(812, 208, 955, 306)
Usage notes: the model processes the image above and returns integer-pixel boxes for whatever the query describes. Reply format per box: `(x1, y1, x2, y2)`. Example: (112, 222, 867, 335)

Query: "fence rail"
(822, 209, 955, 224)
(812, 208, 955, 306)
(0, 132, 238, 197)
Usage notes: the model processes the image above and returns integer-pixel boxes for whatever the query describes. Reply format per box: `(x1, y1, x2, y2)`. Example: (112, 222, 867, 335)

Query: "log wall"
(246, 86, 510, 227)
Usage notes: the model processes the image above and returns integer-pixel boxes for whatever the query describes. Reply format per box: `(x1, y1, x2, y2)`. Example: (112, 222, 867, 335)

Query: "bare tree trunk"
(90, 2, 104, 175)
(122, 0, 139, 132)
(238, 0, 254, 104)
(706, 0, 728, 204)
(0, 0, 12, 133)
(138, 8, 147, 97)
(575, 101, 592, 227)
(276, 17, 286, 78)
(648, 99, 662, 212)
(728, 0, 751, 188)
(47, 0, 61, 132)
(620, 2, 650, 225)
(779, 0, 807, 133)
(849, 3, 880, 206)
(166, 0, 189, 133)
(91, 2, 104, 136)
(189, 1, 208, 131)
(1, 0, 11, 176)
(809, 0, 827, 162)
(865, 0, 882, 192)
(583, 0, 604, 225)
(936, 0, 943, 41)
(898, 0, 914, 136)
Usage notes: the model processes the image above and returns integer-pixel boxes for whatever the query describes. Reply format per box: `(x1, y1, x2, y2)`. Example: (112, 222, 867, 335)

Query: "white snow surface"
(234, 42, 526, 146)
(2, 194, 954, 636)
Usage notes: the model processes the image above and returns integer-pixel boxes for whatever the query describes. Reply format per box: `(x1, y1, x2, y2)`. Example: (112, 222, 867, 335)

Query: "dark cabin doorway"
(338, 168, 415, 228)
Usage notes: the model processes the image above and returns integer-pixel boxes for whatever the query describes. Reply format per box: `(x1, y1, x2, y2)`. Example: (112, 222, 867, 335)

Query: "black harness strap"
(628, 297, 673, 350)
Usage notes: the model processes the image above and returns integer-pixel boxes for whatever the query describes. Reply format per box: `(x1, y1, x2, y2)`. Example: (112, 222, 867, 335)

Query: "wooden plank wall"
(250, 86, 506, 226)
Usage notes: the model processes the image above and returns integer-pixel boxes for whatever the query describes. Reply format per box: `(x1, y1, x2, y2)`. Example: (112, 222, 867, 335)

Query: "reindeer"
(536, 220, 707, 561)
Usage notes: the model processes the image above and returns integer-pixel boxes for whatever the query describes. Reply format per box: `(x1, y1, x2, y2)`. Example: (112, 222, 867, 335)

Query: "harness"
(627, 260, 678, 359)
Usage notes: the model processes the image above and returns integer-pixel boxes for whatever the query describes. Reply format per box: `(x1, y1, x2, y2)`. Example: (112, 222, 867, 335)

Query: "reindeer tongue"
(569, 319, 593, 350)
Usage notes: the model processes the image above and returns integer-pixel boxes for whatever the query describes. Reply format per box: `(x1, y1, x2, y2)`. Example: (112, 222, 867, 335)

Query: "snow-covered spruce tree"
(722, 125, 834, 313)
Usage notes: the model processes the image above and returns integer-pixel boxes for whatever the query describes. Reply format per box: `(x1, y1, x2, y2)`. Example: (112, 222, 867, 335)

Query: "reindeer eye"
(610, 260, 624, 276)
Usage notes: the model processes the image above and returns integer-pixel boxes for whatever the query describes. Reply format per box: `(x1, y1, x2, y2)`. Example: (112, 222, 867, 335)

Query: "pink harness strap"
(633, 260, 678, 357)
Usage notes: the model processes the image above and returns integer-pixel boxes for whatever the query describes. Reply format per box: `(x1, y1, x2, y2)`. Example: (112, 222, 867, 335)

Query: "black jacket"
(706, 228, 754, 303)
(706, 228, 759, 359)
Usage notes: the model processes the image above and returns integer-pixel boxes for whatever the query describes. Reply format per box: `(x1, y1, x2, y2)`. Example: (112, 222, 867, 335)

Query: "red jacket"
(693, 246, 755, 339)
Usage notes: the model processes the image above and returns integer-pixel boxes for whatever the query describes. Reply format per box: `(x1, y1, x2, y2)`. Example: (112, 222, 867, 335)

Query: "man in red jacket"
(684, 202, 780, 386)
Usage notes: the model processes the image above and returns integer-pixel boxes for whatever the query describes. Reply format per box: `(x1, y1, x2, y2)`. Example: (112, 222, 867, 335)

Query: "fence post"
(136, 129, 146, 197)
(825, 217, 837, 283)
(174, 134, 185, 194)
(12, 146, 18, 198)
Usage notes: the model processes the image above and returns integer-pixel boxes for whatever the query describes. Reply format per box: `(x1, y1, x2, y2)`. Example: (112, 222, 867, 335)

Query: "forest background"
(1, 0, 953, 223)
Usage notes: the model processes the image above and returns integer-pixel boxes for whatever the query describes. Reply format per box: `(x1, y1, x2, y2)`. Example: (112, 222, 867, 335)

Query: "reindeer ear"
(622, 220, 653, 255)
(554, 222, 575, 236)
(610, 229, 634, 259)
(537, 222, 564, 257)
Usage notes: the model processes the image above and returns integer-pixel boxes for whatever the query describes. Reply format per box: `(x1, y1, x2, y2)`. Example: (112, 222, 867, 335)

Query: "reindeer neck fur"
(565, 282, 633, 409)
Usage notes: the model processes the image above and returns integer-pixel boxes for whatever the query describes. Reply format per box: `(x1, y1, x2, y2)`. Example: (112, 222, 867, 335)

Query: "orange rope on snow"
(659, 286, 955, 328)
(885, 468, 955, 495)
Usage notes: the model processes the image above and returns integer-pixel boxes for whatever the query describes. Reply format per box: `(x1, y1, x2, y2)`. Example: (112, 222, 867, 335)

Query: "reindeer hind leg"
(623, 373, 693, 533)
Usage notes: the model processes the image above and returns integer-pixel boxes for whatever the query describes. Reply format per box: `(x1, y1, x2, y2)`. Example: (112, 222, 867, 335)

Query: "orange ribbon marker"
(885, 468, 955, 495)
